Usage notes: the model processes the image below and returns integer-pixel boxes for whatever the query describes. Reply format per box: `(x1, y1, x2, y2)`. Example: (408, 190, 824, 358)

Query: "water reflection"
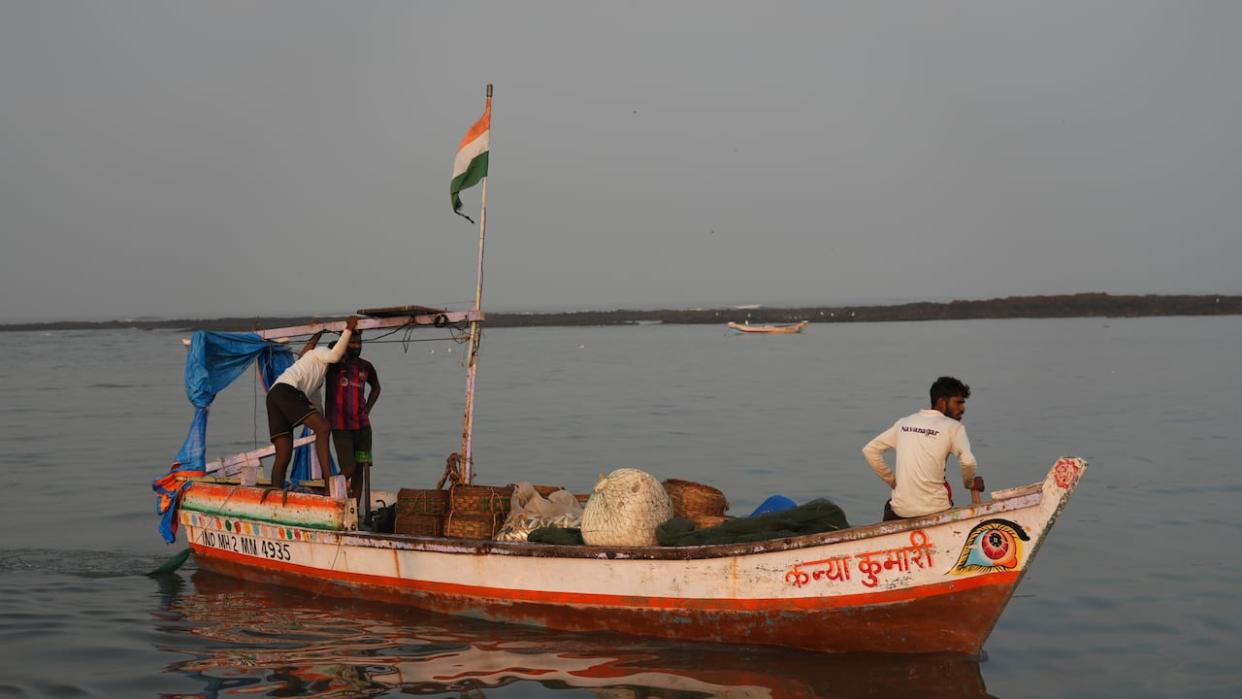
(155, 570, 993, 698)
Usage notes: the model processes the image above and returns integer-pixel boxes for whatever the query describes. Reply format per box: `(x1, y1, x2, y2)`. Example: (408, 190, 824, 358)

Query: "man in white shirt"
(265, 315, 359, 495)
(862, 376, 985, 520)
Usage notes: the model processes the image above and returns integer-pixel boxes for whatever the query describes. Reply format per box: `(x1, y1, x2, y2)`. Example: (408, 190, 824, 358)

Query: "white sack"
(495, 482, 584, 542)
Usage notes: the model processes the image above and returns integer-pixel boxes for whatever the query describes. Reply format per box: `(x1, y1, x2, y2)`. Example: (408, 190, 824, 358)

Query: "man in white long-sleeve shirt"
(265, 315, 359, 494)
(862, 376, 984, 520)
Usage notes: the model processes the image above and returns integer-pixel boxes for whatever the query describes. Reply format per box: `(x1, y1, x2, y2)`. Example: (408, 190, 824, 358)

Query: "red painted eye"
(980, 531, 1011, 560)
(952, 519, 1029, 574)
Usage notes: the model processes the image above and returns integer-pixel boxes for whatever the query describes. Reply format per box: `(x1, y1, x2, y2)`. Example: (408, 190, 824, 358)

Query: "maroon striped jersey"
(325, 357, 377, 430)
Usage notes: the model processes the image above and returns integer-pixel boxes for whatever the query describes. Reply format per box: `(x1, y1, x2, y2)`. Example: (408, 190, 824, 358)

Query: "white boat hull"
(181, 458, 1086, 654)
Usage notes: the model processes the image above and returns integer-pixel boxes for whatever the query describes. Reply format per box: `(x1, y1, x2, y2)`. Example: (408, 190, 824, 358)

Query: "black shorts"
(332, 426, 373, 475)
(266, 383, 318, 440)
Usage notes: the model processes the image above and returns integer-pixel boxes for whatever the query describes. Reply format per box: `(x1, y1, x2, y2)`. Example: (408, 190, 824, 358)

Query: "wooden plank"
(255, 310, 484, 341)
(181, 310, 484, 345)
(357, 304, 448, 317)
(989, 483, 1040, 501)
(205, 435, 316, 474)
(182, 337, 289, 347)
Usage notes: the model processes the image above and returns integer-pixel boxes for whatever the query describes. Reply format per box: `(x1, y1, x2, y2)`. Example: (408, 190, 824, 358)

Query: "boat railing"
(181, 436, 333, 489)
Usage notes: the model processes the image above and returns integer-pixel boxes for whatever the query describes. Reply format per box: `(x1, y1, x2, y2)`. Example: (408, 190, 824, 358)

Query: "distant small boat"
(727, 320, 809, 335)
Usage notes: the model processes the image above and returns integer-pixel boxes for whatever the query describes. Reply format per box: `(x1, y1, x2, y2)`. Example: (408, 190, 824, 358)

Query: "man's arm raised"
(323, 316, 360, 364)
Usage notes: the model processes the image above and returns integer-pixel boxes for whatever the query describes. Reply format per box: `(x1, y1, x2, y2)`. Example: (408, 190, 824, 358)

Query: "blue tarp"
(153, 331, 332, 543)
(749, 494, 798, 517)
(184, 331, 281, 408)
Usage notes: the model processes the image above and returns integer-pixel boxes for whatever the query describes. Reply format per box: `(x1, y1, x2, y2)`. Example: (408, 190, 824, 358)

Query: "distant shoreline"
(3, 292, 1239, 333)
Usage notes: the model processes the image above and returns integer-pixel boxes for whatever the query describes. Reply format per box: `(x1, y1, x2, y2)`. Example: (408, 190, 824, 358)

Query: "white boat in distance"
(727, 320, 809, 334)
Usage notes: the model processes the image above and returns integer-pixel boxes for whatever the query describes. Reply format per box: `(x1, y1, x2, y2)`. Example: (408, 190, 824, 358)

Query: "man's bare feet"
(259, 486, 290, 506)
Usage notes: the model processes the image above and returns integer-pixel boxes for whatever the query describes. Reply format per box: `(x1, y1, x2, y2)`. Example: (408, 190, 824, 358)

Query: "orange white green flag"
(451, 94, 491, 222)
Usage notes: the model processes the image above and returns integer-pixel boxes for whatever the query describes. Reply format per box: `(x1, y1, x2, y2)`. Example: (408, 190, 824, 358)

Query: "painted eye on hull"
(981, 531, 1010, 560)
(950, 519, 1030, 575)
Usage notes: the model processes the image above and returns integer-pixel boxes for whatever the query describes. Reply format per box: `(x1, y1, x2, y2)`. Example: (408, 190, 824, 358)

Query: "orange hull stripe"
(191, 543, 1019, 611)
(186, 483, 342, 512)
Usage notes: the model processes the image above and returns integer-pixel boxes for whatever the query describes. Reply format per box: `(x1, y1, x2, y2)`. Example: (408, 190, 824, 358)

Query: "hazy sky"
(2, 1, 1239, 321)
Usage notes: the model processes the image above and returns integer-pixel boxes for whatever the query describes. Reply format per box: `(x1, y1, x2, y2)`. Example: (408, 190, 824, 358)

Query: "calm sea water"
(1, 317, 1239, 697)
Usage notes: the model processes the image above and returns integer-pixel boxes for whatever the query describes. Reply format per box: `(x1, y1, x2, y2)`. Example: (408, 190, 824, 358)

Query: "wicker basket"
(444, 512, 502, 539)
(450, 484, 514, 515)
(662, 479, 729, 517)
(397, 488, 449, 516)
(690, 513, 729, 529)
(394, 511, 443, 537)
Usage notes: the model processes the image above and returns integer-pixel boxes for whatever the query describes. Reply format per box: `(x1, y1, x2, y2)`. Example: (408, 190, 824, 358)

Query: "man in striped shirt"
(326, 331, 381, 502)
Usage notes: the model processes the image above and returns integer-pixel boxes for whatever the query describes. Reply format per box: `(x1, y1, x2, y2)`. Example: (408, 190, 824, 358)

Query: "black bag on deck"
(368, 501, 397, 534)
(527, 526, 585, 545)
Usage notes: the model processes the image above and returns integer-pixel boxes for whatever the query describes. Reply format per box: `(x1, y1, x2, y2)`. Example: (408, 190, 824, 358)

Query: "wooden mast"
(460, 83, 492, 484)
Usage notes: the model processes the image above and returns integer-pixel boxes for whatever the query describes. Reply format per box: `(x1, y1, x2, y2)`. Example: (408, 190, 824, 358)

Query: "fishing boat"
(727, 320, 809, 334)
(152, 85, 1087, 655)
(173, 458, 1085, 654)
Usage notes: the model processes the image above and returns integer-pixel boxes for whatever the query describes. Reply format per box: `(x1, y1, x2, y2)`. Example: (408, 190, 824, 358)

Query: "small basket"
(662, 479, 729, 517)
(444, 512, 502, 539)
(397, 488, 449, 516)
(690, 513, 729, 530)
(450, 484, 515, 515)
(394, 511, 443, 537)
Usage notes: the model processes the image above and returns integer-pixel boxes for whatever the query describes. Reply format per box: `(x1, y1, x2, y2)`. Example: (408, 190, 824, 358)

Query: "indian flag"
(451, 96, 491, 221)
